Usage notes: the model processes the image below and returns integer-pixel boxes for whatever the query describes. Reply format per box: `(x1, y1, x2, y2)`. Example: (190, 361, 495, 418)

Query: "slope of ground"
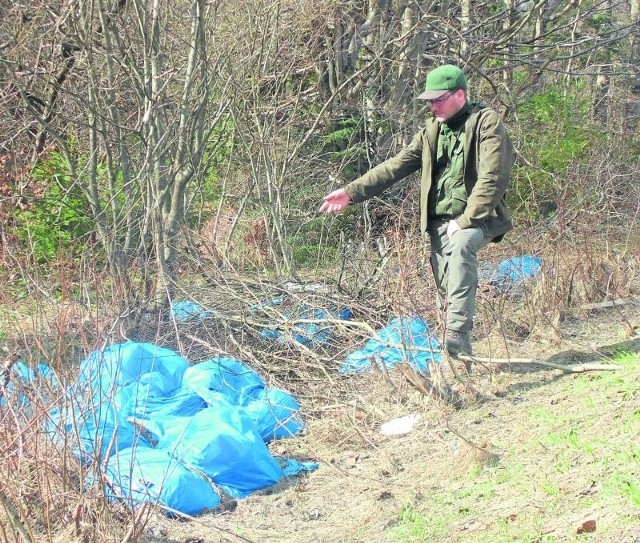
(139, 296, 640, 543)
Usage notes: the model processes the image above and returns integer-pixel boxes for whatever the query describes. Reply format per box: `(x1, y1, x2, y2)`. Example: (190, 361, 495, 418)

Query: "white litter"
(379, 414, 422, 436)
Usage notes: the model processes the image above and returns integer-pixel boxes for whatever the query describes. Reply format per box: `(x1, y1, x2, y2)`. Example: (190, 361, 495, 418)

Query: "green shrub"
(289, 215, 352, 269)
(14, 152, 93, 263)
(510, 86, 600, 218)
(321, 116, 367, 180)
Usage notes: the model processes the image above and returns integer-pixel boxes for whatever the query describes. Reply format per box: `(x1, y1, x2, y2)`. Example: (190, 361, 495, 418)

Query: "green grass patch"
(392, 504, 459, 542)
(387, 351, 640, 542)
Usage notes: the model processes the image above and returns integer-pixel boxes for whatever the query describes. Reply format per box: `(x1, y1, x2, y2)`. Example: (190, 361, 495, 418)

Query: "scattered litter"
(377, 490, 393, 500)
(281, 458, 320, 477)
(280, 282, 332, 294)
(0, 361, 58, 407)
(487, 255, 542, 292)
(340, 317, 441, 374)
(577, 519, 597, 534)
(379, 414, 422, 436)
(171, 301, 213, 321)
(257, 298, 352, 347)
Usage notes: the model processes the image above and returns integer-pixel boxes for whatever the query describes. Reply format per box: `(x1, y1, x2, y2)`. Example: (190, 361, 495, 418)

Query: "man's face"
(429, 89, 467, 122)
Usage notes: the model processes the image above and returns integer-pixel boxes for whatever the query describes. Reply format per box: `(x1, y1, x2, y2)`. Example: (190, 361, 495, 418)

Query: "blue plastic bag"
(78, 342, 189, 399)
(341, 317, 442, 374)
(182, 358, 265, 406)
(244, 388, 304, 442)
(103, 446, 220, 516)
(48, 341, 315, 514)
(183, 360, 304, 442)
(260, 304, 352, 347)
(491, 256, 542, 288)
(115, 379, 206, 423)
(166, 407, 284, 498)
(280, 458, 320, 477)
(0, 361, 58, 407)
(73, 401, 148, 462)
(171, 301, 213, 321)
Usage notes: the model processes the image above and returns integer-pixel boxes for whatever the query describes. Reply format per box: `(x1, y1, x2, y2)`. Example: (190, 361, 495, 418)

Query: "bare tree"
(2, 0, 638, 290)
(1, 0, 231, 308)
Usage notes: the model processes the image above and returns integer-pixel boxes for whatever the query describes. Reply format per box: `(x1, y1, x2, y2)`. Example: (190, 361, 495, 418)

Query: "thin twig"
(120, 502, 150, 543)
(0, 486, 34, 543)
(579, 297, 630, 310)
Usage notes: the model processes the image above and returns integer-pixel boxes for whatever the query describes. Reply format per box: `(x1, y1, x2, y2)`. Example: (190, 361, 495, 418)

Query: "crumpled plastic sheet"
(37, 341, 316, 516)
(487, 255, 542, 291)
(170, 301, 213, 321)
(340, 316, 442, 374)
(0, 361, 59, 408)
(256, 297, 352, 347)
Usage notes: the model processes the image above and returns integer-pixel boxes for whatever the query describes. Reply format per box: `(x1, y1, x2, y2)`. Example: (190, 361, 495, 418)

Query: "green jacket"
(344, 105, 514, 241)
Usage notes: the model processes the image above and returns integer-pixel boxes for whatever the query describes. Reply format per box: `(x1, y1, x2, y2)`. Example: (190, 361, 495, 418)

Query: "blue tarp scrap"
(0, 361, 58, 407)
(489, 255, 542, 289)
(292, 307, 352, 346)
(256, 298, 352, 347)
(340, 317, 442, 374)
(170, 301, 213, 321)
(250, 296, 284, 311)
(41, 341, 315, 516)
(280, 458, 320, 477)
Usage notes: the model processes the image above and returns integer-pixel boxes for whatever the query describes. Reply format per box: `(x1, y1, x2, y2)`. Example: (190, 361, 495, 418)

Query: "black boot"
(445, 330, 472, 357)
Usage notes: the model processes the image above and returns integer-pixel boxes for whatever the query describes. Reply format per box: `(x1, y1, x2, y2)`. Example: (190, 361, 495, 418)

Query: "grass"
(394, 505, 458, 541)
(1, 251, 637, 543)
(387, 349, 640, 543)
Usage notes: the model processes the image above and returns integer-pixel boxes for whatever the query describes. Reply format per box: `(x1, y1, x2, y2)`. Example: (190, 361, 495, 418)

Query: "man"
(319, 64, 513, 358)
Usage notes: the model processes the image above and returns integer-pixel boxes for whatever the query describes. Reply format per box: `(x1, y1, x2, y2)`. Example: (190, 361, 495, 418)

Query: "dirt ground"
(135, 291, 640, 543)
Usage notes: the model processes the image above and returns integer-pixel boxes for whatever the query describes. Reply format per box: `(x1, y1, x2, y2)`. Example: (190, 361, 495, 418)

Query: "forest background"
(1, 0, 640, 542)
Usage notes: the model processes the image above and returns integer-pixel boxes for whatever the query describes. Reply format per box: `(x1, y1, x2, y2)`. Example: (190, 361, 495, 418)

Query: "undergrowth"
(0, 107, 638, 543)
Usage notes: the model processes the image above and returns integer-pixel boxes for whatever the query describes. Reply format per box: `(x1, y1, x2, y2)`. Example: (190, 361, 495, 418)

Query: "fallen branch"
(458, 354, 622, 373)
(397, 363, 465, 408)
(579, 297, 630, 310)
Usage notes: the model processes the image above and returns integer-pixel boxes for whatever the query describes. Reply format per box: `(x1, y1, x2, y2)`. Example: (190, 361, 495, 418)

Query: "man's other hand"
(447, 219, 462, 238)
(319, 189, 351, 214)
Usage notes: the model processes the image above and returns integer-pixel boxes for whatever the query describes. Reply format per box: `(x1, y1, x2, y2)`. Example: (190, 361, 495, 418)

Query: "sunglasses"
(426, 90, 454, 105)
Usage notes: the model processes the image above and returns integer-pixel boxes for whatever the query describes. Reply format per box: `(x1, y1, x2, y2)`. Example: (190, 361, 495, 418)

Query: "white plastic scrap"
(379, 414, 422, 436)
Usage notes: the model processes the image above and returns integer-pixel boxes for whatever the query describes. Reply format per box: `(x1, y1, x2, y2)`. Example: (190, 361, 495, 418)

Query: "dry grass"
(140, 328, 640, 543)
(0, 393, 136, 542)
(0, 179, 639, 542)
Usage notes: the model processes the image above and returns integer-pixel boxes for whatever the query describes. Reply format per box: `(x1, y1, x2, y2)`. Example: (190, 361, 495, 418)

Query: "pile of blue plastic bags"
(43, 342, 315, 516)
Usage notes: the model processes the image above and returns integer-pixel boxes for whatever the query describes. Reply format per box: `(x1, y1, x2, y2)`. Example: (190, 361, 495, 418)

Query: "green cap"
(417, 64, 467, 100)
